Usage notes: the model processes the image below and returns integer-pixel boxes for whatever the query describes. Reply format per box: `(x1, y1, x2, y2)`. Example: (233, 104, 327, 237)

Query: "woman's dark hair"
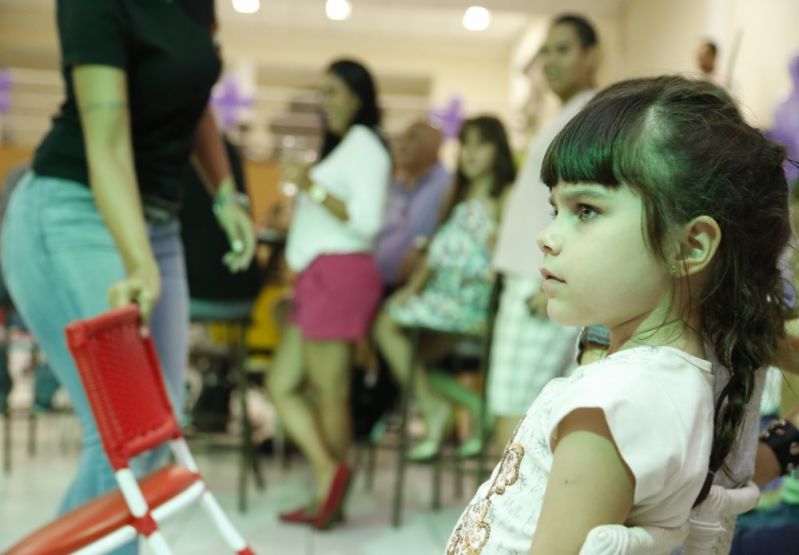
(319, 58, 384, 160)
(553, 14, 598, 50)
(541, 76, 792, 504)
(443, 115, 517, 221)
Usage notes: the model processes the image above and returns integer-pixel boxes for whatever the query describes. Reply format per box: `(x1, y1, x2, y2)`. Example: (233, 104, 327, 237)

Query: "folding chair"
(5, 306, 255, 555)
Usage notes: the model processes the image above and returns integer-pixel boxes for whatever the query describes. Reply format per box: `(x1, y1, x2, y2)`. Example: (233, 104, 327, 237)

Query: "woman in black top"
(0, 1, 254, 550)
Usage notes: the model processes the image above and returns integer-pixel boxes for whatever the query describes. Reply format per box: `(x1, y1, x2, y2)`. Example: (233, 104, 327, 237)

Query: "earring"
(668, 262, 678, 276)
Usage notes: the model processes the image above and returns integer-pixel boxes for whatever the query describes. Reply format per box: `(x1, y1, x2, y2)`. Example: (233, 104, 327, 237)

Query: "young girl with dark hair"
(267, 58, 391, 529)
(373, 115, 516, 460)
(446, 76, 792, 553)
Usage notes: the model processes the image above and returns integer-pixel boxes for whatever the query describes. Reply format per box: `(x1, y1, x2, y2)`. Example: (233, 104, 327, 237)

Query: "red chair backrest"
(65, 306, 181, 470)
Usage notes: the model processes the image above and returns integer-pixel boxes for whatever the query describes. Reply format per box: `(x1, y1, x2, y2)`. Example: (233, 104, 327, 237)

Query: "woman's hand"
(213, 181, 256, 273)
(283, 160, 313, 192)
(107, 258, 161, 322)
(190, 106, 256, 272)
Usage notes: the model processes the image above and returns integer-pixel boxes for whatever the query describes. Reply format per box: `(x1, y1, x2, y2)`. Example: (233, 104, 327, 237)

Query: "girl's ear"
(675, 215, 721, 276)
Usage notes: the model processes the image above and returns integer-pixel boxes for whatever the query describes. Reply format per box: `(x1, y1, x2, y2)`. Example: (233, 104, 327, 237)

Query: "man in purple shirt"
(374, 120, 452, 289)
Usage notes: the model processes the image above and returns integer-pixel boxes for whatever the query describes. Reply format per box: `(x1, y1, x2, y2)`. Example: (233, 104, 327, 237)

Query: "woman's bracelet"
(758, 418, 799, 476)
(212, 189, 251, 216)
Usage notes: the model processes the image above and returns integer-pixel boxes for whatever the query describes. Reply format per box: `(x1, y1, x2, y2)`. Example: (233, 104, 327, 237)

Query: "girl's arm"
(390, 255, 433, 307)
(191, 106, 256, 272)
(74, 65, 160, 319)
(403, 255, 432, 295)
(529, 408, 635, 554)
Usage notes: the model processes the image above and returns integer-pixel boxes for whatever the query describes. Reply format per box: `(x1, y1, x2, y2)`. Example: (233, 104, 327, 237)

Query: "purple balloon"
(769, 53, 799, 185)
(211, 74, 253, 132)
(429, 96, 464, 140)
(0, 68, 11, 115)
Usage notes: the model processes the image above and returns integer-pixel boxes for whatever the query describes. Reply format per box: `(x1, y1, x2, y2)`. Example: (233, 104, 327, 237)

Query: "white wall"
(722, 0, 799, 128)
(218, 23, 519, 163)
(616, 0, 799, 128)
(618, 0, 708, 78)
(220, 24, 515, 129)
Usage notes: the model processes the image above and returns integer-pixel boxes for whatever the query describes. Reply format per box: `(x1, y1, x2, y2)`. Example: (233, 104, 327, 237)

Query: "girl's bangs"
(540, 92, 651, 190)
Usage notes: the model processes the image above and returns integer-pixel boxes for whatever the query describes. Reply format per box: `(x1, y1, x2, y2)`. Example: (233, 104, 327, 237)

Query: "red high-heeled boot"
(312, 465, 353, 530)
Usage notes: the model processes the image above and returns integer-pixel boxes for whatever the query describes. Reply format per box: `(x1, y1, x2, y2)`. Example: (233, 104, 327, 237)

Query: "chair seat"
(7, 465, 200, 555)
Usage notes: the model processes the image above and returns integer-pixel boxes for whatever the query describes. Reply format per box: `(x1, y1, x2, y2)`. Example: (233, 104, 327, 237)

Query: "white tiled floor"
(0, 414, 475, 554)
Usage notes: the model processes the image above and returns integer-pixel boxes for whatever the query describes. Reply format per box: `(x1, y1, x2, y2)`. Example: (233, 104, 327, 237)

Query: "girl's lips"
(540, 267, 564, 282)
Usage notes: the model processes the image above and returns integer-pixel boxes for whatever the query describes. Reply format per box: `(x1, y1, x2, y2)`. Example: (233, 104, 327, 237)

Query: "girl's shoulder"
(574, 346, 713, 400)
(594, 345, 711, 373)
(544, 346, 715, 508)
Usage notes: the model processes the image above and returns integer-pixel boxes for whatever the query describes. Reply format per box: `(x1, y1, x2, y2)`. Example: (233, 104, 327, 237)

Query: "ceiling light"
(463, 6, 491, 31)
(326, 0, 352, 21)
(232, 0, 260, 14)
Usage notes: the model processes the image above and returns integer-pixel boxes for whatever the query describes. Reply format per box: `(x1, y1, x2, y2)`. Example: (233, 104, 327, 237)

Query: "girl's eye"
(549, 206, 558, 219)
(576, 204, 599, 220)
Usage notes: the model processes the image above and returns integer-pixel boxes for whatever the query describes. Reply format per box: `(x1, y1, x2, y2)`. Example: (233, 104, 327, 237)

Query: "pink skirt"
(289, 253, 383, 341)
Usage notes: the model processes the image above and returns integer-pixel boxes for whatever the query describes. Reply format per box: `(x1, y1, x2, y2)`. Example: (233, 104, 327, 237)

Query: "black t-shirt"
(33, 0, 222, 210)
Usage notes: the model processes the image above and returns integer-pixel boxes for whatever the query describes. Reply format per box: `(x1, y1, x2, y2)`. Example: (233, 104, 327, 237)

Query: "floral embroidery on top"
(446, 426, 527, 554)
(446, 498, 493, 555)
(488, 443, 525, 496)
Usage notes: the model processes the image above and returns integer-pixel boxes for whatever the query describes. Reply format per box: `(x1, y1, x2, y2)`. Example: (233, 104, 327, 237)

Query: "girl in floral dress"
(373, 115, 516, 460)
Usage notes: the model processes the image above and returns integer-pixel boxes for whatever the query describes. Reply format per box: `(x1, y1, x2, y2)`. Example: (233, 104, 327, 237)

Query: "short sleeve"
(546, 368, 686, 505)
(340, 126, 391, 240)
(58, 0, 128, 69)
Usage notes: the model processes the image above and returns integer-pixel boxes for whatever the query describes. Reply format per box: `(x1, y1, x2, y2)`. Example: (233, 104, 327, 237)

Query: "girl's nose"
(537, 222, 561, 255)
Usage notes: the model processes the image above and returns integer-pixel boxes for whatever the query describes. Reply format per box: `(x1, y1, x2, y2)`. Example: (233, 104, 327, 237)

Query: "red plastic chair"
(5, 306, 255, 555)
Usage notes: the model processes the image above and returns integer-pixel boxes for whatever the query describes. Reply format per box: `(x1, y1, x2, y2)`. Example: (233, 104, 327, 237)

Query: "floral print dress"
(389, 197, 496, 334)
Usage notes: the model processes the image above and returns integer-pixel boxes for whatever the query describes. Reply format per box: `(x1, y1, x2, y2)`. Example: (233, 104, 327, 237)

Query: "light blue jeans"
(1, 173, 188, 553)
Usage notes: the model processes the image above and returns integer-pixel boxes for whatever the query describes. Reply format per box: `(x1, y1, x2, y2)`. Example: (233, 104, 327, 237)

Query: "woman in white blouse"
(268, 59, 391, 529)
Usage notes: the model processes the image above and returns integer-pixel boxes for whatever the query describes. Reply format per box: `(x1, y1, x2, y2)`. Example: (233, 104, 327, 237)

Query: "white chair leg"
(145, 530, 173, 555)
(199, 490, 248, 551)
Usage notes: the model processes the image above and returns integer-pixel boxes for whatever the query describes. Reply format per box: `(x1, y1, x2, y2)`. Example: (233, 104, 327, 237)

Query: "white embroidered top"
(446, 346, 715, 554)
